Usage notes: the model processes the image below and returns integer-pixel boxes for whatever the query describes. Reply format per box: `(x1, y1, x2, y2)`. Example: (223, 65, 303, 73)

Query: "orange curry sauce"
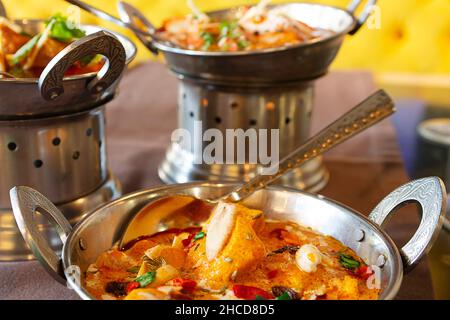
(84, 197, 379, 300)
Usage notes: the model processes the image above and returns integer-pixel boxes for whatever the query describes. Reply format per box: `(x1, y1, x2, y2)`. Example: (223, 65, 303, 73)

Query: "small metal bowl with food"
(0, 10, 136, 117)
(69, 0, 376, 83)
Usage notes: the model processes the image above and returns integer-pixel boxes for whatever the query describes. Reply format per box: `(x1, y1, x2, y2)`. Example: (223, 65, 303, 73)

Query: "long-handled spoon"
(119, 89, 395, 248)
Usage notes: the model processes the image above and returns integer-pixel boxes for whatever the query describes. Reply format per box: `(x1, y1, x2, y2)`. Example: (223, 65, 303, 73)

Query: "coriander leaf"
(255, 295, 266, 300)
(194, 231, 206, 240)
(46, 14, 86, 42)
(339, 253, 360, 270)
(220, 20, 239, 40)
(201, 32, 214, 50)
(276, 292, 292, 300)
(237, 39, 249, 50)
(135, 271, 156, 287)
(219, 21, 230, 38)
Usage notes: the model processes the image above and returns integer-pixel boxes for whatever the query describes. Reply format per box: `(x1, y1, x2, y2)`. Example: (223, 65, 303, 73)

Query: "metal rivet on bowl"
(355, 229, 365, 242)
(376, 254, 387, 268)
(79, 238, 87, 251)
(50, 92, 59, 100)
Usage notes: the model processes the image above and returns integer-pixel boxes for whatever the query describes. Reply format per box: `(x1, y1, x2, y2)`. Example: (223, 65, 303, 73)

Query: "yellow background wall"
(3, 0, 450, 75)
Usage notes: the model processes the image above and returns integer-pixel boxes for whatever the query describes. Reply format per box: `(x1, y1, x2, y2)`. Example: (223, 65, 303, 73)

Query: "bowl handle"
(347, 0, 377, 35)
(117, 1, 159, 55)
(368, 177, 446, 271)
(38, 30, 126, 101)
(10, 186, 72, 284)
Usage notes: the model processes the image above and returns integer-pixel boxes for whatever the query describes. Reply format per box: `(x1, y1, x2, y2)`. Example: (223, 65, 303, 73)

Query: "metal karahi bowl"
(0, 20, 137, 119)
(118, 0, 376, 84)
(10, 177, 446, 300)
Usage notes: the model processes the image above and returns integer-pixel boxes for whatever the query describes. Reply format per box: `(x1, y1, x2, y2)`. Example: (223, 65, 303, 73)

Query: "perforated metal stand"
(0, 106, 122, 261)
(159, 77, 329, 192)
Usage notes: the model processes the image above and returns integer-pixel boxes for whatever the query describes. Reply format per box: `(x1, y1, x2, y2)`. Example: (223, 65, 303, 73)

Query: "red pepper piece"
(355, 265, 374, 280)
(182, 233, 196, 248)
(126, 281, 140, 294)
(232, 284, 274, 300)
(267, 270, 278, 279)
(172, 278, 197, 293)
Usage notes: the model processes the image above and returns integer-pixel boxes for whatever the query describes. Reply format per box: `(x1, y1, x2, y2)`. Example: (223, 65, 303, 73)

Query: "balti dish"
(85, 197, 379, 300)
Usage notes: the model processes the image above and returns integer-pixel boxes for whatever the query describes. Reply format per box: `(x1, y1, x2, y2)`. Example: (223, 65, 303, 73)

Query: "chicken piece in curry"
(0, 14, 102, 78)
(85, 197, 380, 300)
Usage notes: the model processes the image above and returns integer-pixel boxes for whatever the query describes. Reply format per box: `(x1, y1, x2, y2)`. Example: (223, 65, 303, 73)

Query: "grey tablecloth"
(0, 63, 434, 300)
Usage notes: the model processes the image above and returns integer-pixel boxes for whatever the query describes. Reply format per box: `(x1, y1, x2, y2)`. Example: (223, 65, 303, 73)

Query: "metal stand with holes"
(0, 108, 122, 261)
(158, 78, 329, 191)
(0, 18, 136, 260)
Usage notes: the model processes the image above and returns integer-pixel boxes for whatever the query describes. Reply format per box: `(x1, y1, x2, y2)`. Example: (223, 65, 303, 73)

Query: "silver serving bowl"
(10, 177, 446, 300)
(0, 20, 136, 119)
(117, 0, 376, 84)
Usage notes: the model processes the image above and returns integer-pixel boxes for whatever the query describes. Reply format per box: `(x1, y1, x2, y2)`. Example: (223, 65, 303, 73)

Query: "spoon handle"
(224, 89, 395, 203)
(65, 0, 153, 38)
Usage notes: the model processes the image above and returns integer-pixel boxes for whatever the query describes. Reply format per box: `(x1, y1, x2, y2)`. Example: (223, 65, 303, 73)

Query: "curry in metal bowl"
(156, 0, 333, 52)
(85, 197, 379, 300)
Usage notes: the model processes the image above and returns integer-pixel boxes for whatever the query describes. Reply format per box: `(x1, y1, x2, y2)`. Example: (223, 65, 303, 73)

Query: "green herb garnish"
(276, 292, 292, 300)
(339, 253, 360, 270)
(135, 271, 156, 287)
(194, 231, 206, 240)
(237, 39, 249, 50)
(201, 32, 215, 50)
(255, 295, 266, 300)
(46, 13, 85, 42)
(219, 21, 230, 38)
(219, 20, 239, 39)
